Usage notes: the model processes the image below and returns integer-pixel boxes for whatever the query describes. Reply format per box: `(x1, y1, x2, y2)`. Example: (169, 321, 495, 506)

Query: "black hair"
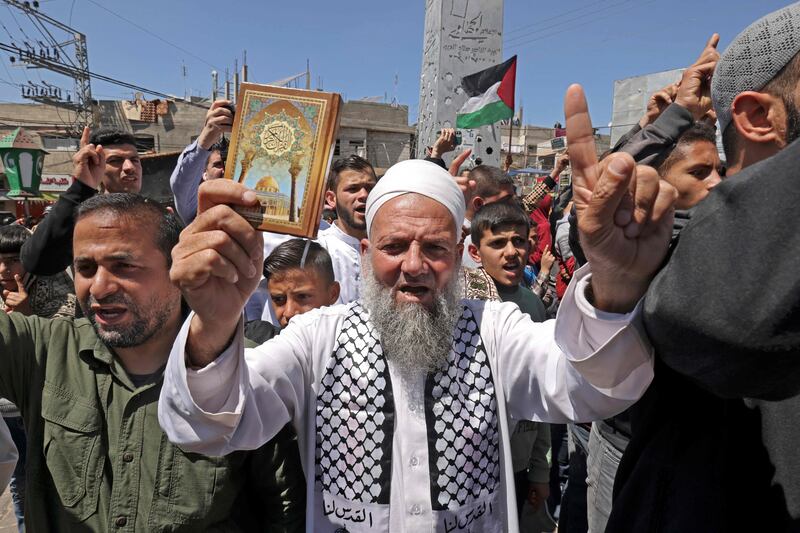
(263, 238, 335, 286)
(469, 165, 515, 199)
(321, 208, 338, 222)
(470, 200, 531, 246)
(722, 51, 800, 163)
(210, 136, 229, 163)
(75, 193, 183, 267)
(89, 128, 137, 148)
(658, 121, 718, 177)
(326, 155, 376, 192)
(0, 224, 31, 254)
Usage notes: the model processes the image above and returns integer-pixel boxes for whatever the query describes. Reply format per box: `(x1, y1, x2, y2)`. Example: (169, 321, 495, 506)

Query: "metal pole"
(211, 71, 218, 100)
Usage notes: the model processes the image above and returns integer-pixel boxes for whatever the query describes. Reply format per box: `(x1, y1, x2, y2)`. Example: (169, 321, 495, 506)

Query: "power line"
(82, 0, 222, 72)
(505, 0, 607, 36)
(4, 4, 32, 42)
(0, 42, 211, 109)
(505, 0, 634, 46)
(506, 0, 654, 52)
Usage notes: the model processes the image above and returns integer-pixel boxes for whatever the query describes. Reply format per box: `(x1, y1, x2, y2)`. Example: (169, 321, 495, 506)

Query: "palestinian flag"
(456, 56, 516, 129)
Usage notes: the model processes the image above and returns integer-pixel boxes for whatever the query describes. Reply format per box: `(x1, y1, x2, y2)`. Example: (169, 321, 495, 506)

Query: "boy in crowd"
(263, 239, 340, 330)
(461, 200, 552, 530)
(464, 200, 547, 322)
(236, 238, 340, 533)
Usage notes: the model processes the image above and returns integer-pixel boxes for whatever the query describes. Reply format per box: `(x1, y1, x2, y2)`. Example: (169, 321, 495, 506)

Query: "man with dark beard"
(159, 106, 676, 533)
(0, 194, 262, 532)
(316, 155, 378, 304)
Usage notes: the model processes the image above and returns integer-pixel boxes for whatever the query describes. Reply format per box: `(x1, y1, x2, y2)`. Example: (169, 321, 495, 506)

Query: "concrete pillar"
(416, 0, 504, 167)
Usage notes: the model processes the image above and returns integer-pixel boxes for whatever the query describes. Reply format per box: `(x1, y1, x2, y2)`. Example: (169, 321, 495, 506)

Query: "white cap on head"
(365, 159, 465, 236)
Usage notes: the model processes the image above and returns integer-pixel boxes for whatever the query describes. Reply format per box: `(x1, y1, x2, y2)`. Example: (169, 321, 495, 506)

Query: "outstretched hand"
(170, 179, 264, 366)
(675, 34, 720, 120)
(72, 126, 105, 190)
(565, 84, 676, 313)
(450, 148, 476, 205)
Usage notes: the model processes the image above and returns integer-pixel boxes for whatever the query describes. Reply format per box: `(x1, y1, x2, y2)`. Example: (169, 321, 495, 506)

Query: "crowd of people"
(0, 2, 798, 531)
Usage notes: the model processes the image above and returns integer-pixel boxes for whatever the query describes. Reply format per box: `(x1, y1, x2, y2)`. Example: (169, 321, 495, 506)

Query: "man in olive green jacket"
(0, 193, 303, 532)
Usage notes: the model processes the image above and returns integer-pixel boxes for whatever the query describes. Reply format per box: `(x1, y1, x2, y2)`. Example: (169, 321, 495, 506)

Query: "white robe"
(158, 265, 653, 532)
(316, 222, 362, 305)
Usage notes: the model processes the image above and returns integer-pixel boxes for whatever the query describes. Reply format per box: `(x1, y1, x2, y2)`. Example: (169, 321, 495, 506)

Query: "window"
(41, 135, 79, 151)
(333, 139, 340, 156)
(134, 135, 155, 153)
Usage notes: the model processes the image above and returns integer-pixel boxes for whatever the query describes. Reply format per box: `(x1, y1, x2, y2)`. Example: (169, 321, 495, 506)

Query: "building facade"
(0, 97, 414, 215)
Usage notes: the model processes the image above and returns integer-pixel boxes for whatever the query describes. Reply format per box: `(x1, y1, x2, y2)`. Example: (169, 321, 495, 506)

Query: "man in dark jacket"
(607, 3, 800, 532)
(21, 127, 142, 276)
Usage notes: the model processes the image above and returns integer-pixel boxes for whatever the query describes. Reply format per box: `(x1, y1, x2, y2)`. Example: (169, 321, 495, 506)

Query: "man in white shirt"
(159, 86, 677, 532)
(316, 155, 378, 304)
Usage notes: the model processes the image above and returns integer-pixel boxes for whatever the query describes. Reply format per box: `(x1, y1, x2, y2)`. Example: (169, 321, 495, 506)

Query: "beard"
(82, 292, 174, 348)
(360, 255, 463, 375)
(784, 95, 800, 146)
(336, 203, 366, 232)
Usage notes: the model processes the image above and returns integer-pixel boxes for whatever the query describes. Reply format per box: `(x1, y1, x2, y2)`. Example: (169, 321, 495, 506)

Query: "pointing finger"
(564, 84, 599, 195)
(449, 148, 472, 176)
(80, 126, 90, 148)
(14, 274, 24, 292)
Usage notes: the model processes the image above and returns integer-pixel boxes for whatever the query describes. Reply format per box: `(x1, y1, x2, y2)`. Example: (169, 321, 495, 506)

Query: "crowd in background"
(0, 2, 798, 532)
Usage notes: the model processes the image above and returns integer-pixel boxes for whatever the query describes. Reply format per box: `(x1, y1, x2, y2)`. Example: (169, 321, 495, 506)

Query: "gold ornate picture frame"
(224, 83, 341, 238)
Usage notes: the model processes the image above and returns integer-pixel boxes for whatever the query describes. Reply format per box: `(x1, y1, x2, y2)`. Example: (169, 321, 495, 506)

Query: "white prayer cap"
(365, 159, 465, 236)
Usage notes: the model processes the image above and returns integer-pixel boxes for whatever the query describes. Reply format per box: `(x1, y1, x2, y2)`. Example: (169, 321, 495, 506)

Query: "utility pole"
(233, 59, 239, 104)
(2, 0, 93, 128)
(305, 59, 310, 90)
(211, 70, 218, 100)
(224, 67, 231, 100)
(241, 50, 248, 83)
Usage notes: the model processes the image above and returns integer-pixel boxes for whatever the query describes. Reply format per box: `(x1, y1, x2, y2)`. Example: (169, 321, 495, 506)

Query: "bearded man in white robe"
(158, 87, 677, 532)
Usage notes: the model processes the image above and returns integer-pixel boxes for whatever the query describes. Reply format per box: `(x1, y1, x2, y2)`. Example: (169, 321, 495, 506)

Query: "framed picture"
(224, 83, 342, 238)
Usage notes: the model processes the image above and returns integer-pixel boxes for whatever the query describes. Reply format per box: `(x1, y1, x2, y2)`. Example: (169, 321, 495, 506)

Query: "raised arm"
(495, 83, 677, 422)
(521, 151, 569, 213)
(21, 127, 100, 275)
(159, 309, 315, 456)
(159, 179, 310, 454)
(616, 35, 719, 167)
(170, 100, 234, 224)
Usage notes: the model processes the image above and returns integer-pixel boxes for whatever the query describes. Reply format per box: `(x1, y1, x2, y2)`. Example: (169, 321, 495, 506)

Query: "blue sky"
(0, 0, 793, 132)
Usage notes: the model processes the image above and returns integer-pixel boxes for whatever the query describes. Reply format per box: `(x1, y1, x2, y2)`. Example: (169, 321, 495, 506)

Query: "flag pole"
(504, 108, 514, 172)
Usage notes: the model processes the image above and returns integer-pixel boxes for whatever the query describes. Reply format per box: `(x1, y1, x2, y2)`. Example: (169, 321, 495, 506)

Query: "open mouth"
(502, 261, 521, 273)
(92, 306, 128, 325)
(397, 284, 431, 299)
(354, 205, 366, 216)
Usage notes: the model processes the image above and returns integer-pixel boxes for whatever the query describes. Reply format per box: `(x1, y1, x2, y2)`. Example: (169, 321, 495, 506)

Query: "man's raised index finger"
(706, 33, 720, 50)
(564, 84, 599, 192)
(79, 126, 90, 148)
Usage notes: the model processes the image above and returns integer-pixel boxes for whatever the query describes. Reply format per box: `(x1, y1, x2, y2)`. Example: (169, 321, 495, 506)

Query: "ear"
(325, 189, 337, 210)
(328, 281, 340, 305)
(731, 91, 785, 145)
(467, 242, 481, 263)
(471, 196, 485, 212)
(360, 238, 370, 256)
